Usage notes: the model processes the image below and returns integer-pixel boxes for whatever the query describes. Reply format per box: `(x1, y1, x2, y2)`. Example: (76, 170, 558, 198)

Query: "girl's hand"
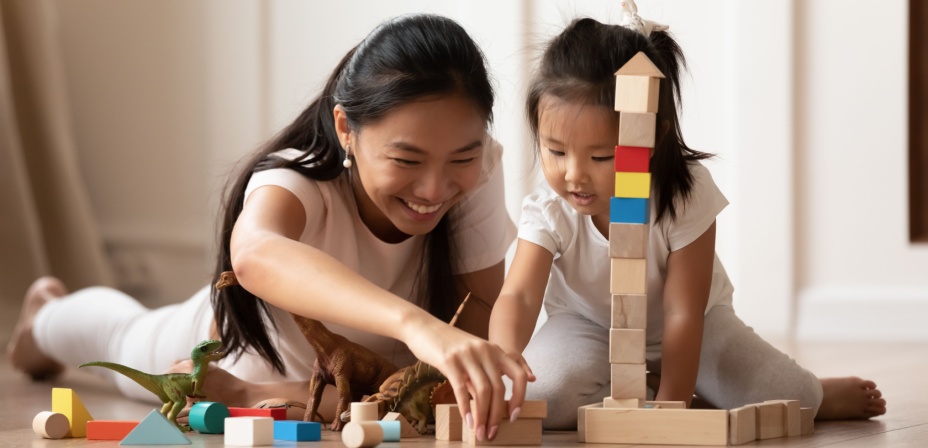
(403, 320, 534, 442)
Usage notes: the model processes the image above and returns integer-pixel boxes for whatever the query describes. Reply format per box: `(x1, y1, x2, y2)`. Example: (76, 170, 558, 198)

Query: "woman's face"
(337, 94, 487, 243)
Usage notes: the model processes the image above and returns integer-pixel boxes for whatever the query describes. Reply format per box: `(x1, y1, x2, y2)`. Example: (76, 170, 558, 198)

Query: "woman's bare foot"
(6, 277, 67, 380)
(816, 377, 886, 420)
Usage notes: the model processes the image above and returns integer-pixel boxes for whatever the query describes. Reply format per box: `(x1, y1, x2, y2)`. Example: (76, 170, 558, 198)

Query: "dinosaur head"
(191, 340, 224, 363)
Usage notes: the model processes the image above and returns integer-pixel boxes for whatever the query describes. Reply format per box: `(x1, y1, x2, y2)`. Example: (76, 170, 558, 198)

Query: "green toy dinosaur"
(79, 339, 223, 431)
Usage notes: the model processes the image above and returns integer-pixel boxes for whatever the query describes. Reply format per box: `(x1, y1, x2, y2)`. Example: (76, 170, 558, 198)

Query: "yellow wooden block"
(729, 405, 757, 445)
(608, 223, 649, 259)
(618, 112, 656, 148)
(52, 388, 93, 438)
(611, 294, 647, 329)
(610, 258, 647, 295)
(800, 407, 815, 435)
(584, 407, 728, 445)
(603, 397, 642, 408)
(610, 363, 647, 400)
(615, 75, 660, 113)
(614, 172, 651, 199)
(577, 402, 602, 443)
(609, 329, 645, 364)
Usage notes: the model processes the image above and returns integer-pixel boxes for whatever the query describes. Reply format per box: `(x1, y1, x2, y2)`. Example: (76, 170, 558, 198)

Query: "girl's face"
(537, 95, 617, 234)
(337, 94, 487, 243)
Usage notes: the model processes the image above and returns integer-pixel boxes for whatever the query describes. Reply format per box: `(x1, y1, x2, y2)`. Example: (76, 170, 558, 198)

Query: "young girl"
(488, 11, 886, 429)
(9, 14, 530, 441)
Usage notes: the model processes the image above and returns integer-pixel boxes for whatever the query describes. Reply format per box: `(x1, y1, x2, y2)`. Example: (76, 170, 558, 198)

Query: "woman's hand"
(403, 319, 534, 442)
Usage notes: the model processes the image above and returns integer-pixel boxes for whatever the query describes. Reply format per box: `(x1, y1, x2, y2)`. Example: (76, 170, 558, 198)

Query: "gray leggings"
(522, 304, 823, 429)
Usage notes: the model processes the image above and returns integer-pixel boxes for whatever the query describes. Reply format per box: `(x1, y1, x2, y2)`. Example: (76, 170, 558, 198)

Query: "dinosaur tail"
(79, 361, 169, 402)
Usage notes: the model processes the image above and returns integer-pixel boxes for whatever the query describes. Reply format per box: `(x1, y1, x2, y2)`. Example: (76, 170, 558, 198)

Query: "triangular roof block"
(52, 388, 94, 438)
(120, 409, 190, 445)
(614, 52, 665, 78)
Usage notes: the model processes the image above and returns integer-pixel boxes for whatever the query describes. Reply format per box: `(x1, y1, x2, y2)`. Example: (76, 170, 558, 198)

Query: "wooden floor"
(0, 337, 924, 447)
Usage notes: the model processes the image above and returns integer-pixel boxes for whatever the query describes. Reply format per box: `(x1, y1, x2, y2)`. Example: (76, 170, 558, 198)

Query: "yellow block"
(614, 172, 651, 198)
(52, 388, 93, 438)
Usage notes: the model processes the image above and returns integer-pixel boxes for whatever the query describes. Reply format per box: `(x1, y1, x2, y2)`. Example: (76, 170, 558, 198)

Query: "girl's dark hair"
(527, 18, 711, 223)
(212, 14, 494, 374)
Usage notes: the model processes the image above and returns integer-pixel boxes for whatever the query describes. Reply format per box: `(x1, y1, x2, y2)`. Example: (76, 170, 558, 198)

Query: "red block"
(227, 407, 287, 420)
(86, 420, 139, 440)
(615, 145, 650, 173)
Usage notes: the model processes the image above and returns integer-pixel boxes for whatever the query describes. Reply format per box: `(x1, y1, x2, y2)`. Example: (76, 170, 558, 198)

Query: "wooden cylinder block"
(342, 421, 384, 448)
(33, 411, 70, 439)
(350, 402, 379, 422)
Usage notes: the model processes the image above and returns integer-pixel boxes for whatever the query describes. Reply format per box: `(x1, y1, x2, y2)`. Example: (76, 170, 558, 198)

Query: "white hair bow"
(619, 0, 669, 36)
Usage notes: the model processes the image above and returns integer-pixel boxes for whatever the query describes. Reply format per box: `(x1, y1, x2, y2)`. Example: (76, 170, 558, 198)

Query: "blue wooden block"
(377, 420, 401, 442)
(273, 420, 321, 442)
(189, 402, 229, 434)
(120, 409, 190, 445)
(610, 197, 649, 224)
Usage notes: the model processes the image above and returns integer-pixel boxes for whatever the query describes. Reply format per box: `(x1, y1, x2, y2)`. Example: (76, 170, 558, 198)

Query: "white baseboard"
(796, 287, 928, 341)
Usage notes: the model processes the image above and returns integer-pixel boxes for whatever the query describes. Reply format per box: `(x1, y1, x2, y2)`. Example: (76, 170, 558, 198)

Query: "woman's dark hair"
(526, 18, 711, 223)
(212, 14, 494, 374)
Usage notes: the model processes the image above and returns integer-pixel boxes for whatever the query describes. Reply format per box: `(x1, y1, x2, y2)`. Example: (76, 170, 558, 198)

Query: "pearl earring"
(343, 144, 353, 169)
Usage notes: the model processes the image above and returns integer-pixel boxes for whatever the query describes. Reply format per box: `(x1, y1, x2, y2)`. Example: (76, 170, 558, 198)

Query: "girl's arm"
(657, 221, 716, 406)
(230, 186, 528, 440)
(488, 239, 553, 361)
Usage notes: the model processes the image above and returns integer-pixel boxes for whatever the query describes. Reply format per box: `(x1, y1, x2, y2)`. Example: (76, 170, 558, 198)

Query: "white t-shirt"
(518, 162, 734, 345)
(220, 139, 516, 381)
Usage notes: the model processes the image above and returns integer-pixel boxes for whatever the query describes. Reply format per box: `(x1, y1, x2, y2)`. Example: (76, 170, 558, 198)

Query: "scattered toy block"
(603, 397, 642, 408)
(611, 294, 647, 329)
(52, 387, 93, 438)
(614, 52, 666, 78)
(615, 145, 650, 172)
(227, 407, 286, 420)
(766, 399, 801, 436)
(577, 402, 602, 443)
(755, 401, 785, 440)
(376, 420, 400, 442)
(618, 112, 657, 148)
(189, 401, 229, 434)
(610, 363, 648, 400)
(609, 223, 649, 259)
(463, 417, 542, 446)
(120, 409, 190, 445)
(584, 407, 728, 445)
(800, 407, 815, 435)
(610, 258, 648, 295)
(273, 420, 321, 441)
(382, 412, 419, 438)
(615, 75, 660, 114)
(609, 328, 646, 364)
(728, 405, 757, 445)
(610, 197, 649, 224)
(86, 420, 139, 440)
(615, 172, 651, 199)
(646, 401, 686, 409)
(502, 400, 548, 419)
(224, 416, 273, 446)
(32, 411, 69, 439)
(342, 421, 383, 448)
(436, 404, 462, 441)
(350, 401, 379, 422)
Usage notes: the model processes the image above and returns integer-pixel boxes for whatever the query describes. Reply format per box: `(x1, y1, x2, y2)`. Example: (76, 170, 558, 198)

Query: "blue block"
(273, 420, 321, 442)
(376, 420, 401, 442)
(120, 409, 190, 445)
(189, 402, 229, 434)
(610, 197, 649, 224)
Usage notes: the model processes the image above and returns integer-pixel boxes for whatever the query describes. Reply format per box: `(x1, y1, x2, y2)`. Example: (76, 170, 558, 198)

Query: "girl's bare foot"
(816, 377, 886, 420)
(6, 277, 67, 380)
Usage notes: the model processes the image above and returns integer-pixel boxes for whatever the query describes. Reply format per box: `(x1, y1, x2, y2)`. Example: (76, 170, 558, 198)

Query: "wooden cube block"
(755, 402, 785, 439)
(610, 197, 649, 224)
(32, 411, 70, 439)
(615, 145, 650, 172)
(610, 258, 647, 295)
(577, 402, 602, 443)
(729, 405, 757, 445)
(52, 388, 93, 438)
(350, 402, 379, 422)
(609, 328, 646, 364)
(800, 407, 815, 435)
(435, 404, 462, 441)
(615, 172, 651, 199)
(382, 412, 420, 438)
(86, 420, 139, 440)
(609, 223, 648, 259)
(584, 407, 728, 445)
(646, 401, 686, 409)
(224, 417, 274, 446)
(610, 363, 647, 400)
(615, 75, 660, 113)
(618, 112, 657, 148)
(342, 421, 383, 448)
(766, 399, 801, 436)
(603, 397, 642, 408)
(612, 294, 647, 329)
(463, 417, 542, 446)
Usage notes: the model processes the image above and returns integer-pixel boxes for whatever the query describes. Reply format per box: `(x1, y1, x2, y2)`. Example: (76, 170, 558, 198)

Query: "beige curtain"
(0, 0, 113, 313)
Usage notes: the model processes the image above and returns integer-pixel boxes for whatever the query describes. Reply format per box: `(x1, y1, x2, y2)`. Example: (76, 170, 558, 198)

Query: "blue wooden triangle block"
(120, 409, 191, 445)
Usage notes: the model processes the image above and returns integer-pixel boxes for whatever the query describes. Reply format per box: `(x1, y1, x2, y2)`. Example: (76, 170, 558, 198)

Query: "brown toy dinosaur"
(214, 271, 398, 431)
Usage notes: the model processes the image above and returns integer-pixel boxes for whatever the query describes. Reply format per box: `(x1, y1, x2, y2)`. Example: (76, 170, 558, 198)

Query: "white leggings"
(32, 286, 214, 403)
(522, 304, 824, 429)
